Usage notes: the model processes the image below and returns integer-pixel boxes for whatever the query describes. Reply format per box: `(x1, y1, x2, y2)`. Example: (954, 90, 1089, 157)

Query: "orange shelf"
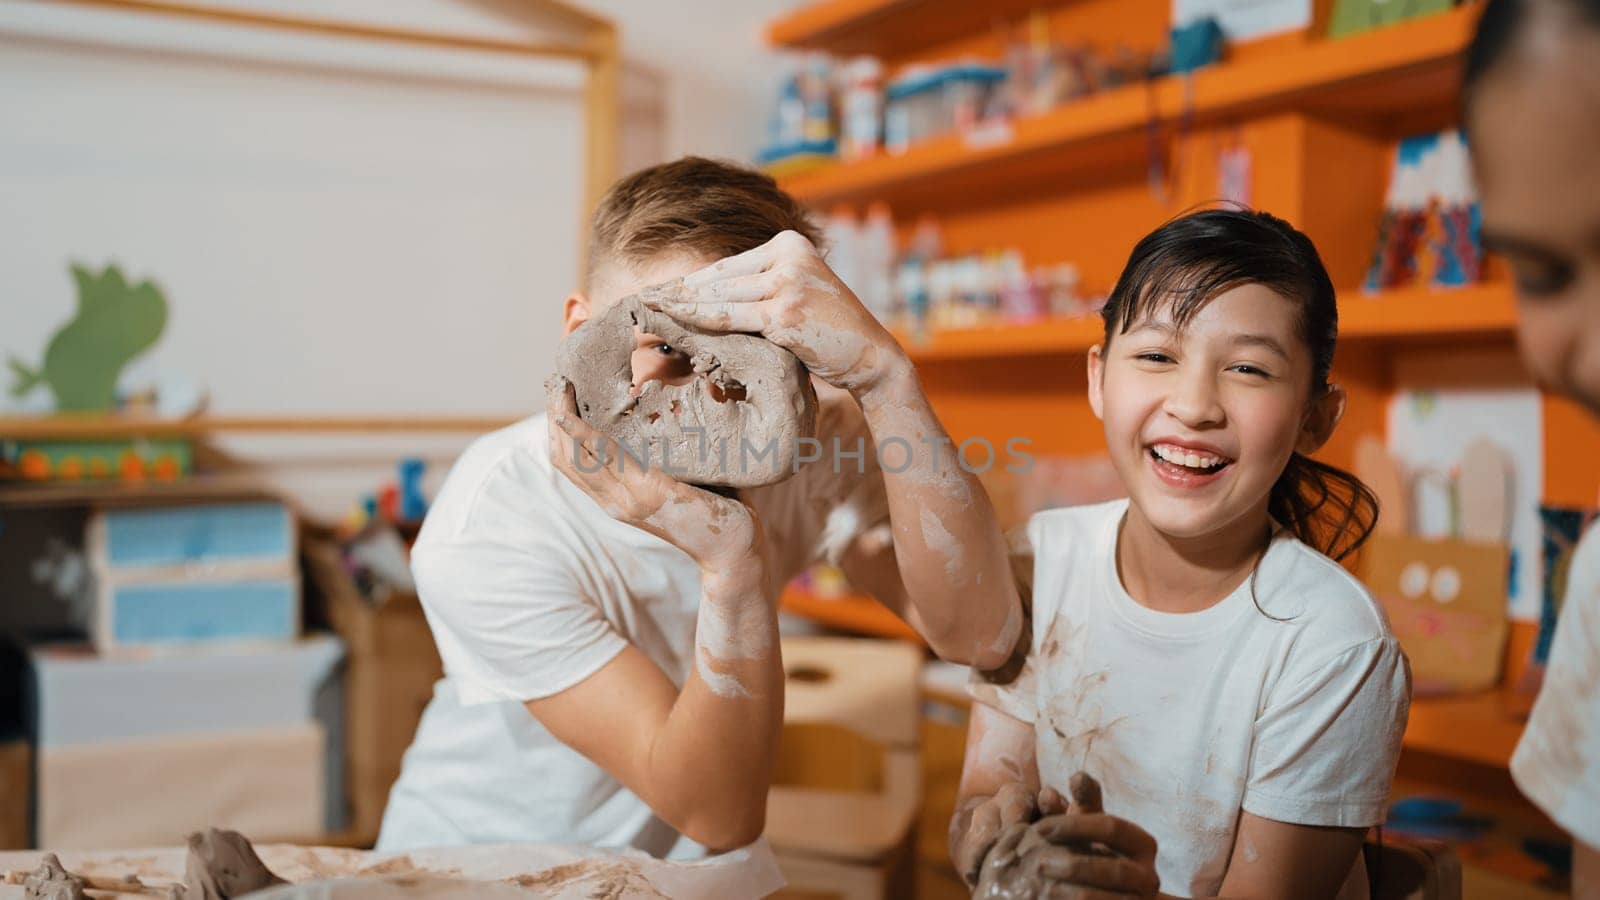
(894, 281, 1517, 363)
(894, 315, 1105, 361)
(1338, 280, 1518, 339)
(1402, 690, 1527, 770)
(767, 0, 1080, 58)
(780, 585, 924, 643)
(777, 6, 1478, 209)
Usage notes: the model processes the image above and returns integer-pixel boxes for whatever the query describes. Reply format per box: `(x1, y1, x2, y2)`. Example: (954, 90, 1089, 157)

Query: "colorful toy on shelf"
(9, 263, 169, 412)
(1356, 436, 1513, 695)
(1363, 130, 1482, 293)
(2, 439, 192, 483)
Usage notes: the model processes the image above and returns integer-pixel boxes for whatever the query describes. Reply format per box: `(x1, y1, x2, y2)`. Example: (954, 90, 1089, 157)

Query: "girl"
(1464, 0, 1600, 892)
(951, 209, 1411, 899)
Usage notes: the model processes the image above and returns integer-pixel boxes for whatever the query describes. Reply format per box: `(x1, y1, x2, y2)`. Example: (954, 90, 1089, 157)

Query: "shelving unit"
(765, 0, 1600, 828)
(779, 5, 1478, 212)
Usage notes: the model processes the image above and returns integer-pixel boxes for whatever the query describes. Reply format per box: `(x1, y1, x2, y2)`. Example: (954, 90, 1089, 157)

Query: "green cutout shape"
(10, 263, 169, 412)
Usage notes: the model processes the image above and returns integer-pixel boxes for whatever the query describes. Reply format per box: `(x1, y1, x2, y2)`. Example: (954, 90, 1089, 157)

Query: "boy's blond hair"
(587, 157, 821, 284)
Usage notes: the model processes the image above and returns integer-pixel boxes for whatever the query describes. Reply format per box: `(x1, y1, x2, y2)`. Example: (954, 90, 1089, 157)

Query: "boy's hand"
(639, 230, 910, 396)
(546, 376, 763, 572)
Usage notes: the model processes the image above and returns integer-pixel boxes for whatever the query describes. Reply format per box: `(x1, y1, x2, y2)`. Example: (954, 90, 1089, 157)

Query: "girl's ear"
(1297, 384, 1347, 455)
(1087, 343, 1106, 421)
(563, 292, 592, 335)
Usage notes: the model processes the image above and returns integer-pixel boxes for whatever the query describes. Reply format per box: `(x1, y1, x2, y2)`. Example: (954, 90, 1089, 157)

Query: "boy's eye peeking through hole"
(630, 326, 696, 390)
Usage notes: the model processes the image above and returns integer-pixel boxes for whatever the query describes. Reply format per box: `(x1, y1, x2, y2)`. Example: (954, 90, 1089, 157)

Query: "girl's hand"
(953, 783, 1045, 886)
(547, 376, 763, 572)
(639, 230, 911, 395)
(1023, 812, 1162, 898)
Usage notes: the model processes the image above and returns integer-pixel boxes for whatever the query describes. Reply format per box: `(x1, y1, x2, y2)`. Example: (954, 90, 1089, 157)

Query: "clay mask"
(555, 283, 817, 488)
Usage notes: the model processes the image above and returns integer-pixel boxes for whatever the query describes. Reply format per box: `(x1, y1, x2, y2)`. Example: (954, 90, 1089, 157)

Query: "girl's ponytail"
(1268, 452, 1379, 561)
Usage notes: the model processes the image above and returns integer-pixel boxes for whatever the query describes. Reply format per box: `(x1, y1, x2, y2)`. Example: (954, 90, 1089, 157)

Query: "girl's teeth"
(1155, 445, 1223, 469)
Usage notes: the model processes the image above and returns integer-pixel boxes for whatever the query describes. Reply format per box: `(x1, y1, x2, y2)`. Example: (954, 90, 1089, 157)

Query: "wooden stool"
(767, 637, 923, 900)
(1365, 837, 1463, 900)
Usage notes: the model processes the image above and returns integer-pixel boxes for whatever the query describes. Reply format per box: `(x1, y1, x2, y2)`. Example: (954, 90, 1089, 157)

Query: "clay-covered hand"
(952, 782, 1043, 887)
(1018, 809, 1161, 899)
(547, 376, 764, 572)
(638, 230, 909, 395)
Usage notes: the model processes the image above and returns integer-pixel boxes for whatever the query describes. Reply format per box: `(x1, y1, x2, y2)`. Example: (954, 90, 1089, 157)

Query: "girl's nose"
(1163, 370, 1226, 428)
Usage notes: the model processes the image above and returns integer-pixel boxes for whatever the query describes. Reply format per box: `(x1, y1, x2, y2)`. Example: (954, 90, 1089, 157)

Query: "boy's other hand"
(640, 230, 911, 396)
(546, 376, 764, 573)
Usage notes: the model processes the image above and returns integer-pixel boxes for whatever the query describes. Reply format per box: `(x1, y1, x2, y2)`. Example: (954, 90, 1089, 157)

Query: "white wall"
(0, 0, 794, 517)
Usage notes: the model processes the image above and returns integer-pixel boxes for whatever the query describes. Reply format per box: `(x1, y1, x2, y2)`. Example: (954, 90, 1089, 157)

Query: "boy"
(377, 157, 1023, 857)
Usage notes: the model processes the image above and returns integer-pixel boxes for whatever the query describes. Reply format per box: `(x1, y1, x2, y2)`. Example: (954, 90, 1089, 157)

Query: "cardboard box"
(38, 724, 323, 849)
(29, 637, 345, 846)
(30, 637, 342, 749)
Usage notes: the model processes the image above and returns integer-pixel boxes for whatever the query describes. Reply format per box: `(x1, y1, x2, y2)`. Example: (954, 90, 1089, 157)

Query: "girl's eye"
(1509, 258, 1574, 298)
(654, 343, 681, 357)
(1230, 364, 1270, 378)
(1136, 352, 1174, 364)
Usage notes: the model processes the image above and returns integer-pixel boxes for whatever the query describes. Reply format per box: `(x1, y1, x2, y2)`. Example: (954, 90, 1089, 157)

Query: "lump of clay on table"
(555, 284, 818, 489)
(21, 854, 87, 900)
(973, 772, 1117, 900)
(182, 827, 287, 899)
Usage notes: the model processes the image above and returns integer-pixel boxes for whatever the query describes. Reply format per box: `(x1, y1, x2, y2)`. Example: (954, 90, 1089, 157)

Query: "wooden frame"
(49, 0, 621, 274)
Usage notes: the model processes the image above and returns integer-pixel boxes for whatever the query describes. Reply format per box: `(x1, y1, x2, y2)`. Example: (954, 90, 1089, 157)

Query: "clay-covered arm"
(644, 231, 1023, 669)
(533, 380, 783, 850)
(950, 702, 1044, 885)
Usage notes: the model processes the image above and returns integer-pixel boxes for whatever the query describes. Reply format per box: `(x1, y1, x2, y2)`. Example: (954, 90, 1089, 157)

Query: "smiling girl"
(951, 209, 1411, 899)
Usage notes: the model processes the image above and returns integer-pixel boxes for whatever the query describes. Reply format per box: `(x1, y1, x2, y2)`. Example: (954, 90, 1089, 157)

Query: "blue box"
(88, 501, 300, 651)
(94, 502, 293, 567)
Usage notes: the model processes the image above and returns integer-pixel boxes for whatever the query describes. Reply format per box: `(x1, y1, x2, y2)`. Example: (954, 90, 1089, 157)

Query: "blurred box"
(305, 540, 442, 843)
(38, 724, 323, 849)
(29, 636, 343, 848)
(88, 502, 298, 651)
(0, 740, 28, 850)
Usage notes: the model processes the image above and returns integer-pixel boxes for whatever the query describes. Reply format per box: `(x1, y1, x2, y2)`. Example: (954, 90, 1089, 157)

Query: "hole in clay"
(708, 378, 748, 403)
(630, 327, 695, 391)
(786, 664, 831, 684)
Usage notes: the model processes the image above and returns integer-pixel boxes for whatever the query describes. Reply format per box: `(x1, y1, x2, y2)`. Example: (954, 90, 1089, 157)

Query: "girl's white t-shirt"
(972, 500, 1411, 899)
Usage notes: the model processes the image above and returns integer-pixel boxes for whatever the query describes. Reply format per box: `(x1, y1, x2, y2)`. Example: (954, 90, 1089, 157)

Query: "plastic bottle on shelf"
(800, 53, 835, 144)
(770, 60, 806, 150)
(840, 56, 885, 161)
(858, 203, 897, 323)
(823, 206, 861, 300)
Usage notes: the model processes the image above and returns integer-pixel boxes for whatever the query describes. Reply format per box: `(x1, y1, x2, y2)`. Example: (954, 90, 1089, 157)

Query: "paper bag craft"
(1357, 436, 1512, 695)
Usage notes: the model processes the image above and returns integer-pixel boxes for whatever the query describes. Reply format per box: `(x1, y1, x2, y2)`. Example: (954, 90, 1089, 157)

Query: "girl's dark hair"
(1465, 0, 1600, 105)
(1099, 207, 1378, 562)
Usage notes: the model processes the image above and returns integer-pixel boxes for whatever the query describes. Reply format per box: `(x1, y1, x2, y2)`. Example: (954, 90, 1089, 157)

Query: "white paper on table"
(0, 838, 785, 900)
(1386, 387, 1544, 621)
(1172, 0, 1311, 39)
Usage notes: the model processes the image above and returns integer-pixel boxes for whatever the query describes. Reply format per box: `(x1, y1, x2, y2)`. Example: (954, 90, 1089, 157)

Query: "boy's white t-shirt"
(376, 391, 880, 855)
(1511, 522, 1600, 848)
(971, 500, 1411, 899)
